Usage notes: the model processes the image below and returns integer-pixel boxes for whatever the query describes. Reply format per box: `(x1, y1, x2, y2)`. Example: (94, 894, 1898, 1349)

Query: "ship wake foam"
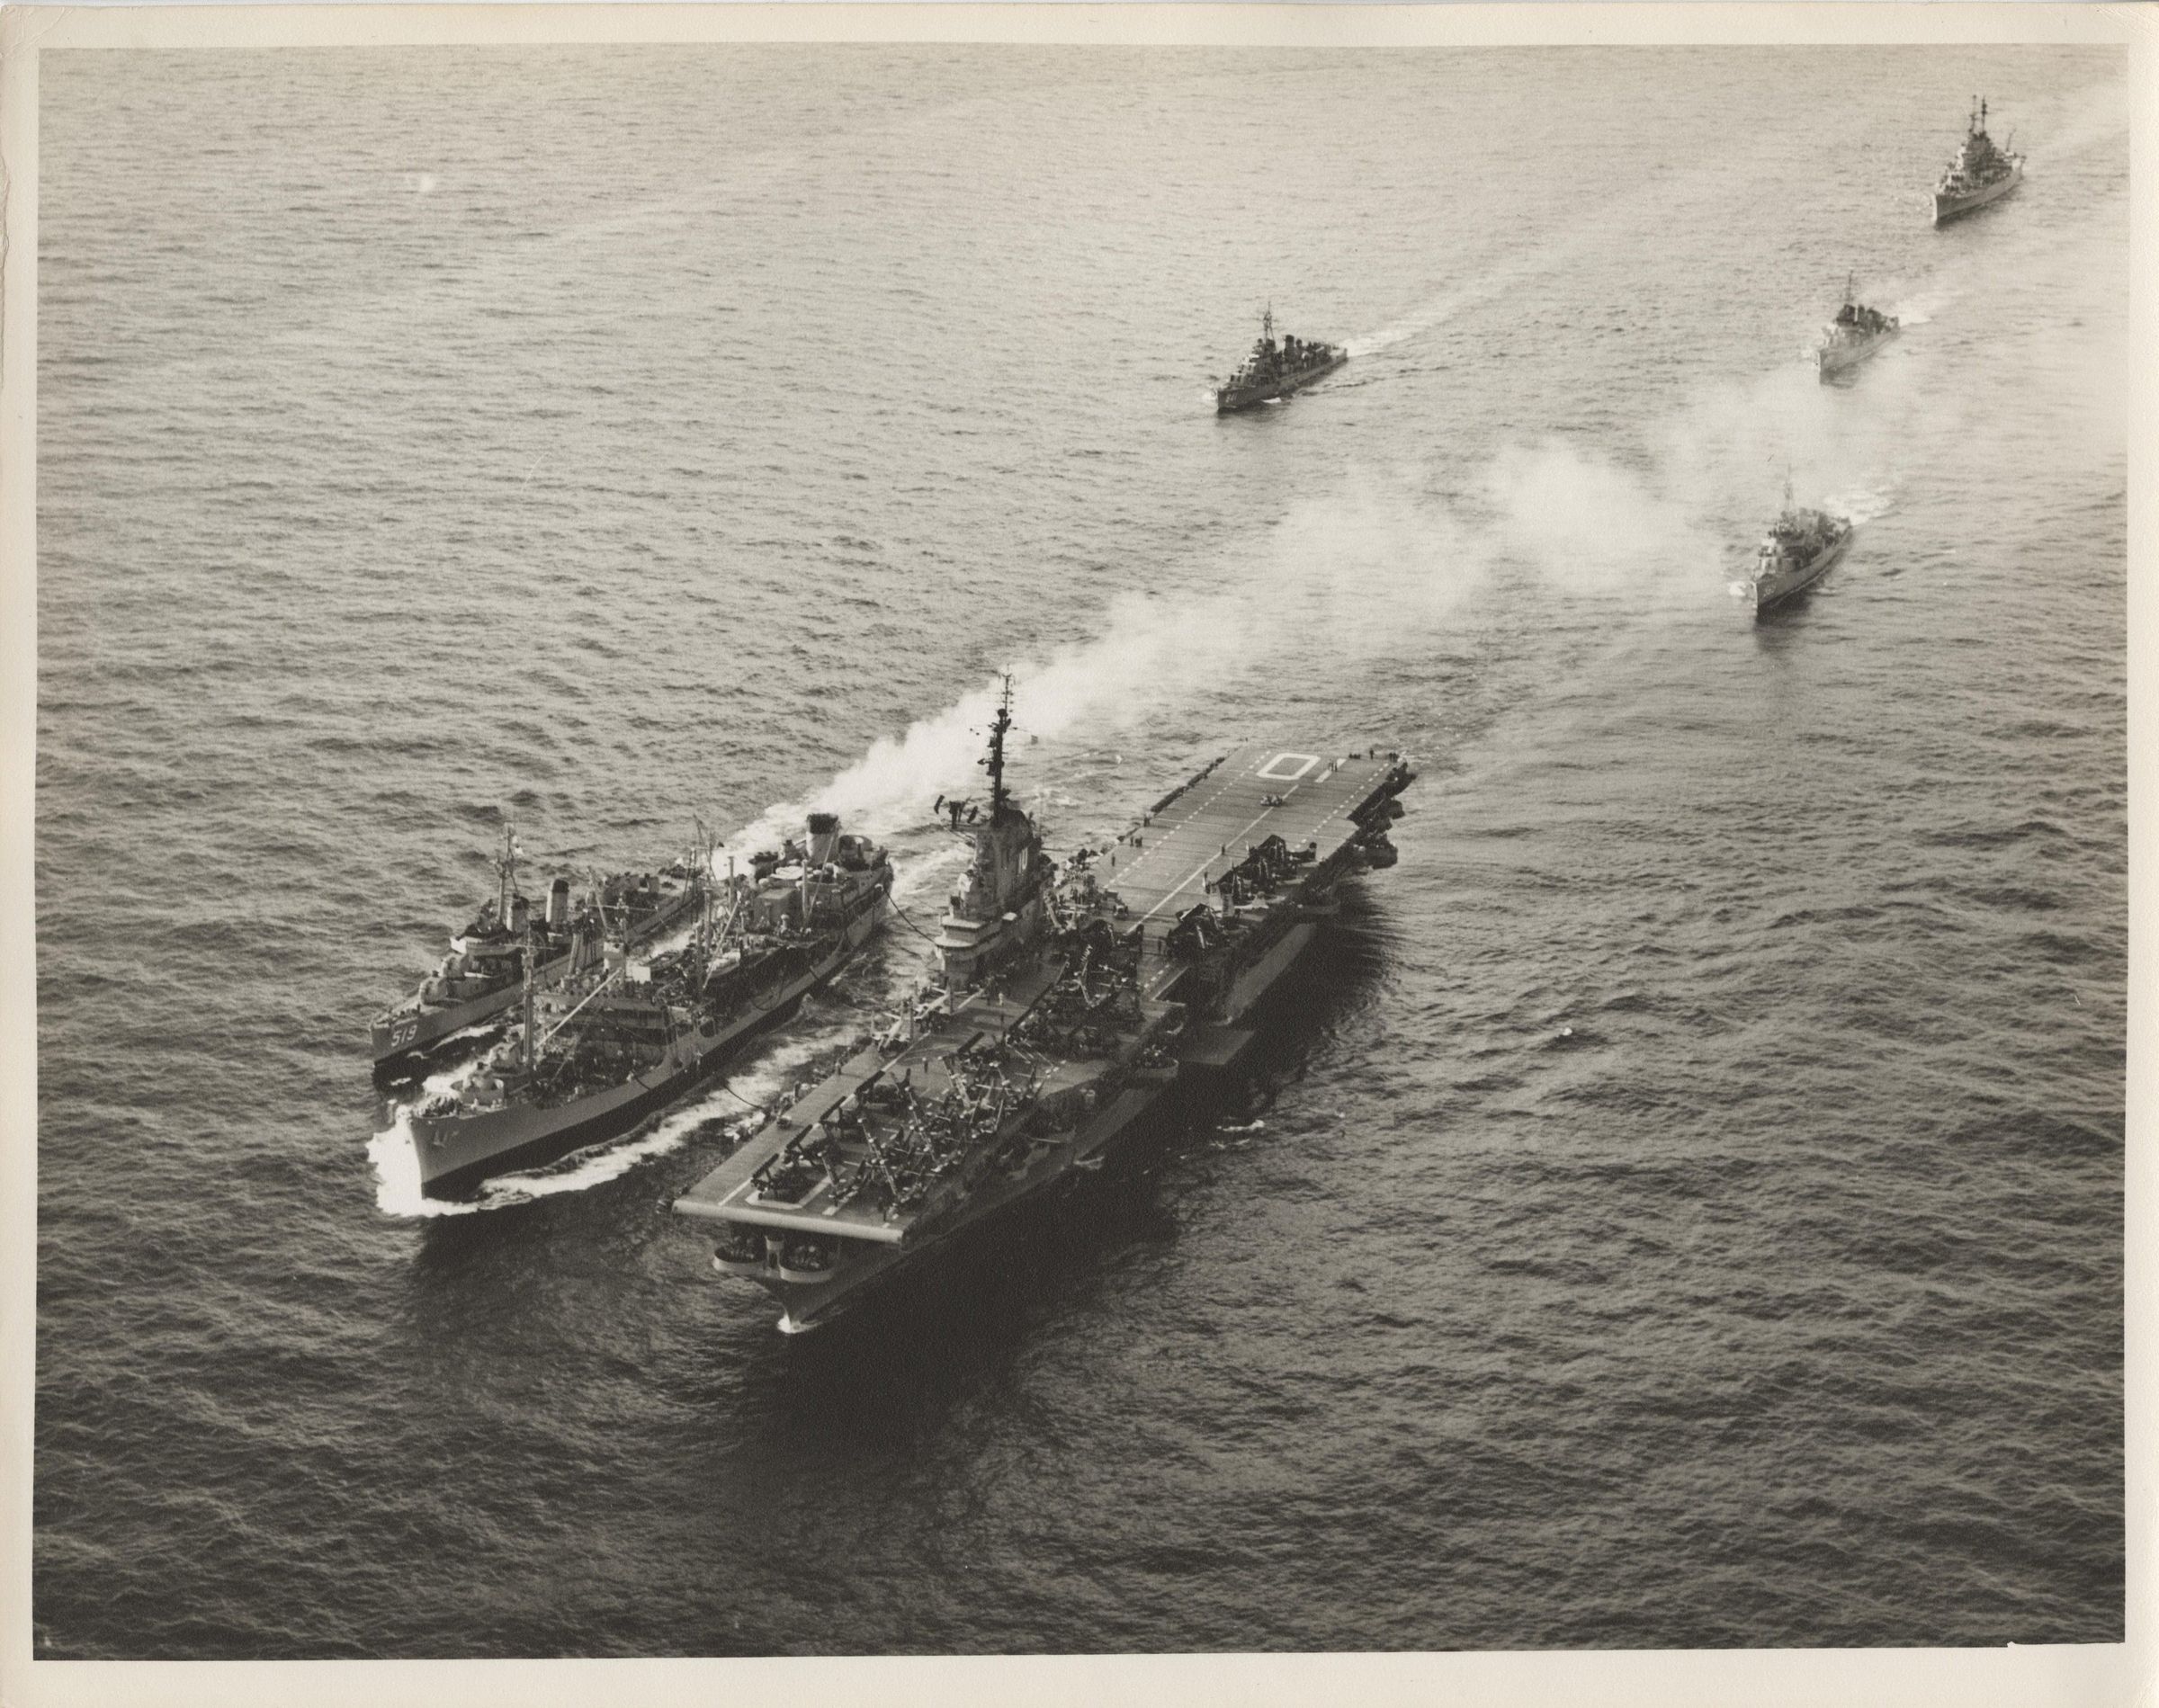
(1823, 482, 1900, 528)
(1350, 156, 1755, 362)
(2023, 78, 2128, 169)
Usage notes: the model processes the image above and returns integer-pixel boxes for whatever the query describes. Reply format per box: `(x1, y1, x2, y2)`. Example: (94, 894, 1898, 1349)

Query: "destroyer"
(1933, 97, 2023, 225)
(1214, 308, 1347, 414)
(1749, 478, 1853, 614)
(1817, 273, 1898, 380)
(406, 816, 891, 1196)
(371, 830, 707, 1070)
(675, 684, 1413, 1333)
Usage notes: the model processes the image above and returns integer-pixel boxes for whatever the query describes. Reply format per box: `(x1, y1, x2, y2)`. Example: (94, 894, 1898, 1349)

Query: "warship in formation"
(405, 817, 891, 1197)
(1933, 97, 2024, 224)
(675, 684, 1414, 1334)
(1817, 273, 1899, 379)
(1214, 308, 1347, 414)
(1750, 479, 1853, 615)
(371, 827, 709, 1069)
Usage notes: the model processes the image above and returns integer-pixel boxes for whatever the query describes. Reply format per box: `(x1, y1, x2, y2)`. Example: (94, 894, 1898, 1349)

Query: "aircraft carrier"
(674, 685, 1413, 1333)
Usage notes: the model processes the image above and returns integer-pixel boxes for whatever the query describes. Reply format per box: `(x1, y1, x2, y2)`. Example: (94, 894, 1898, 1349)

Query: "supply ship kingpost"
(1933, 97, 2024, 224)
(674, 684, 1413, 1333)
(406, 816, 891, 1197)
(1214, 308, 1348, 414)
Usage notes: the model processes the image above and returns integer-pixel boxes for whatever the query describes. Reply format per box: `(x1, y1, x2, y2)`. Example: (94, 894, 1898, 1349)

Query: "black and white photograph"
(4, 4, 2142, 1697)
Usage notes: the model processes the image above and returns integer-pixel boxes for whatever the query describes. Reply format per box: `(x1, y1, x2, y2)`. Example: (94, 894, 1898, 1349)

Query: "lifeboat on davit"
(712, 1225, 771, 1277)
(775, 1235, 840, 1285)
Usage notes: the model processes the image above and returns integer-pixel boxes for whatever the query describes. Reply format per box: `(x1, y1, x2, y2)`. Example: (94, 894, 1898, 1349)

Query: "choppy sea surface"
(35, 46, 2127, 1656)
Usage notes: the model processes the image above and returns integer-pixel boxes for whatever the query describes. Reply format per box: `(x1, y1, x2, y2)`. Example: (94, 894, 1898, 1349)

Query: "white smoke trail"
(737, 156, 2124, 858)
(725, 355, 1936, 856)
(1482, 440, 1725, 596)
(1653, 352, 1923, 535)
(724, 468, 1504, 854)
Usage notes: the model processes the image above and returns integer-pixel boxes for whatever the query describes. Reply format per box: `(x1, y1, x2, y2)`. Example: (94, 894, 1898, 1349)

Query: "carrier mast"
(984, 674, 1014, 819)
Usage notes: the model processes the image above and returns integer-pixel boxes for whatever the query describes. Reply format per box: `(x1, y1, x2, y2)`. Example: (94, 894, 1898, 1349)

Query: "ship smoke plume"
(727, 390, 1879, 853)
(735, 173, 2122, 858)
(726, 469, 1492, 854)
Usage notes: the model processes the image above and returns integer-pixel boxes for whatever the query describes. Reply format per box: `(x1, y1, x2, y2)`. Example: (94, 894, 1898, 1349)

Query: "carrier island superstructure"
(674, 685, 1414, 1333)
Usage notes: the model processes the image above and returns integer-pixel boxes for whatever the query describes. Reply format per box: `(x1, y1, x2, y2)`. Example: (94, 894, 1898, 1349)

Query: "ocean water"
(33, 45, 2127, 1656)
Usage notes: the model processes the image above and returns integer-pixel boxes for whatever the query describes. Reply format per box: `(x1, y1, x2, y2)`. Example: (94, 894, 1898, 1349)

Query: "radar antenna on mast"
(496, 822, 521, 919)
(982, 674, 1015, 818)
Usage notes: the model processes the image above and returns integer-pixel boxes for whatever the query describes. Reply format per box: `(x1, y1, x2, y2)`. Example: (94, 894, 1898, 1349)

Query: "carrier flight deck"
(1094, 745, 1408, 994)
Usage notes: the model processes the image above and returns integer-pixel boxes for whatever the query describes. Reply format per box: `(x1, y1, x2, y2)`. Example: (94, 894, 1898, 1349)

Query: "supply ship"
(370, 828, 706, 1070)
(1817, 273, 1898, 380)
(405, 816, 891, 1197)
(1750, 478, 1853, 614)
(674, 684, 1413, 1333)
(1214, 308, 1348, 414)
(1933, 97, 2023, 224)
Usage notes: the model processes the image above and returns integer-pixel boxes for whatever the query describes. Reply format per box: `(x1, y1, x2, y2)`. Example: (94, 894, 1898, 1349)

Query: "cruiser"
(1933, 97, 2023, 224)
(1817, 273, 1898, 380)
(1750, 478, 1853, 614)
(675, 683, 1414, 1333)
(1214, 307, 1347, 414)
(408, 816, 891, 1197)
